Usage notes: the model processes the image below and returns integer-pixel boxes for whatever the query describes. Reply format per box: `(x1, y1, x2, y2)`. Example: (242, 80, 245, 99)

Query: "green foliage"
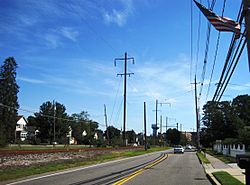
(0, 57, 19, 145)
(166, 128, 180, 145)
(201, 95, 250, 146)
(212, 171, 244, 185)
(126, 130, 136, 143)
(104, 126, 121, 146)
(32, 101, 69, 144)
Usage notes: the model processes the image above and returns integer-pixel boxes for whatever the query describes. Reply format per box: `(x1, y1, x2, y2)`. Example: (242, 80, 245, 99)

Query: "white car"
(174, 145, 184, 154)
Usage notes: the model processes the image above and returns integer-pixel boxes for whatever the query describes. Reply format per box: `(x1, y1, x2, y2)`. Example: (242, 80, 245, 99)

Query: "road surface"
(6, 150, 211, 185)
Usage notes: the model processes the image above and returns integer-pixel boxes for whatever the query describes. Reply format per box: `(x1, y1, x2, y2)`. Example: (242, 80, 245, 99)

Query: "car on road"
(174, 145, 185, 154)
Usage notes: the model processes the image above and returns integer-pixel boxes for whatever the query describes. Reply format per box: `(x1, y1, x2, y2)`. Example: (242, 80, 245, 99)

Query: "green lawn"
(196, 151, 210, 164)
(206, 148, 236, 163)
(213, 171, 244, 185)
(0, 146, 170, 182)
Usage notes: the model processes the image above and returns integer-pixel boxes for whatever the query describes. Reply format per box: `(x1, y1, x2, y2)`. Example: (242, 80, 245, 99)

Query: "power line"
(64, 0, 119, 55)
(212, 2, 244, 101)
(217, 35, 247, 101)
(0, 103, 106, 127)
(205, 0, 226, 102)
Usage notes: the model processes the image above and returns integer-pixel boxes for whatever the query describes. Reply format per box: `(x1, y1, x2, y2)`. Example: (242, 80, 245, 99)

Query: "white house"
(16, 116, 28, 141)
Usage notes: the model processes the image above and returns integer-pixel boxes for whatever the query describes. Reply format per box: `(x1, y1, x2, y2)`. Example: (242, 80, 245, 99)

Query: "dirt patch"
(0, 147, 140, 169)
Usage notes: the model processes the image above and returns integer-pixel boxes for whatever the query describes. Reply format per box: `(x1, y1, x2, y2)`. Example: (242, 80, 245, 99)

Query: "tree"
(69, 111, 99, 145)
(126, 130, 136, 143)
(34, 101, 69, 144)
(104, 126, 121, 146)
(166, 128, 180, 145)
(0, 57, 19, 146)
(232, 95, 250, 126)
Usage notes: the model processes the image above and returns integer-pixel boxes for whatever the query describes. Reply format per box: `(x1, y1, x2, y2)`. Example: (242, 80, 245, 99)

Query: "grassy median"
(212, 171, 244, 185)
(0, 146, 170, 182)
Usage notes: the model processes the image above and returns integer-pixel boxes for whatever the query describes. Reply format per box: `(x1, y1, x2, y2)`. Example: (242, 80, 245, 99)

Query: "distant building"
(16, 116, 28, 141)
(16, 116, 39, 142)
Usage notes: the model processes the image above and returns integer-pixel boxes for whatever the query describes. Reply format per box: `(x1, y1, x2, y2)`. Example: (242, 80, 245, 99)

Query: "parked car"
(174, 145, 185, 154)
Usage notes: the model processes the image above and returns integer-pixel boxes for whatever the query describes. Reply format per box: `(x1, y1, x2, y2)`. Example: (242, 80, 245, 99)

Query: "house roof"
(16, 115, 28, 124)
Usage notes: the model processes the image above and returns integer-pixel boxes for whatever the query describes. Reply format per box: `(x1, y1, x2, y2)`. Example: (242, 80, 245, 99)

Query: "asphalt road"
(6, 150, 211, 185)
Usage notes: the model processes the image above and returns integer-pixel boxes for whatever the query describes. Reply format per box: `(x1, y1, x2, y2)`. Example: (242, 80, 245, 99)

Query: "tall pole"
(144, 102, 147, 151)
(194, 76, 200, 149)
(114, 52, 134, 146)
(123, 53, 127, 146)
(53, 100, 56, 145)
(156, 99, 158, 136)
(104, 104, 109, 145)
(244, 0, 250, 71)
(165, 116, 168, 144)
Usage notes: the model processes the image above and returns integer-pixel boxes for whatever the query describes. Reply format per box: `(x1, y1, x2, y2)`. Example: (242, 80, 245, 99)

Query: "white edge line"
(7, 149, 172, 185)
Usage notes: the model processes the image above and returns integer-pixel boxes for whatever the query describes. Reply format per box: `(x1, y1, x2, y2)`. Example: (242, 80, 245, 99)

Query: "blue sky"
(1, 0, 249, 135)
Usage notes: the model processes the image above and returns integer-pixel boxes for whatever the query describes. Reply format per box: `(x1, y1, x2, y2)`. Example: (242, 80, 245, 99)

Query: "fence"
(213, 141, 248, 157)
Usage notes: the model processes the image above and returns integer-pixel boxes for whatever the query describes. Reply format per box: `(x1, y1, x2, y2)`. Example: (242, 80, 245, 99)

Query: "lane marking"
(112, 154, 168, 185)
(7, 151, 171, 185)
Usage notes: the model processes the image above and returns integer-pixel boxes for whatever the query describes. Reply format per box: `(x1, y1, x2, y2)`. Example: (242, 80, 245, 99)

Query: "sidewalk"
(202, 153, 245, 184)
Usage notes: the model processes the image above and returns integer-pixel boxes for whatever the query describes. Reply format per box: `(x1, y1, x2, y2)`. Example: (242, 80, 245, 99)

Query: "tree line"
(200, 94, 250, 148)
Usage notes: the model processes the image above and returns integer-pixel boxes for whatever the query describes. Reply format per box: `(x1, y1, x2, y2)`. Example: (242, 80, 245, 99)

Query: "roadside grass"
(206, 148, 236, 163)
(212, 171, 244, 185)
(196, 151, 210, 164)
(0, 147, 170, 182)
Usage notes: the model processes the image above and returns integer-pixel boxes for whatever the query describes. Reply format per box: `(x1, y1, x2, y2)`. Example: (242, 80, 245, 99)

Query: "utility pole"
(114, 52, 135, 146)
(244, 0, 250, 71)
(156, 99, 158, 131)
(166, 116, 168, 133)
(152, 99, 160, 145)
(176, 122, 179, 130)
(144, 102, 147, 151)
(165, 116, 168, 144)
(104, 104, 109, 145)
(53, 100, 56, 146)
(194, 76, 200, 149)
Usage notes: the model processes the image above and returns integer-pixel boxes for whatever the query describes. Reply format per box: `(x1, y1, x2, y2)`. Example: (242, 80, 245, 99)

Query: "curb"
(196, 152, 221, 185)
(206, 173, 221, 185)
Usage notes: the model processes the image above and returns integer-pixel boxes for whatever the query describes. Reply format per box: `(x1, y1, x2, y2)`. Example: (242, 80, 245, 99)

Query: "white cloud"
(44, 34, 61, 48)
(103, 0, 134, 27)
(18, 76, 46, 84)
(60, 27, 79, 42)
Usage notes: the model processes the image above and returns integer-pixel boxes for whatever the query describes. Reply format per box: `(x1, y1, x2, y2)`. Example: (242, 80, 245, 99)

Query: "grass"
(196, 151, 210, 164)
(0, 146, 170, 182)
(213, 171, 244, 185)
(206, 148, 236, 163)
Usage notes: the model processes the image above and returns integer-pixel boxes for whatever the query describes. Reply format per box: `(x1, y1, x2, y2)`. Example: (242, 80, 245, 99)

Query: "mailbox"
(236, 154, 250, 169)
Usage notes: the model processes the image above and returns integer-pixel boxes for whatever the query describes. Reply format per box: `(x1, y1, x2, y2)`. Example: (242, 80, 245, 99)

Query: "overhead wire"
(64, 0, 119, 55)
(0, 103, 107, 127)
(205, 0, 226, 102)
(212, 3, 244, 101)
(195, 0, 202, 76)
(190, 0, 194, 87)
(217, 32, 247, 101)
(198, 0, 216, 102)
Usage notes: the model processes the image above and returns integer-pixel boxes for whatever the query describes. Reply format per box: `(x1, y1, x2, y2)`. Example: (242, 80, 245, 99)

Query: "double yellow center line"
(112, 154, 169, 185)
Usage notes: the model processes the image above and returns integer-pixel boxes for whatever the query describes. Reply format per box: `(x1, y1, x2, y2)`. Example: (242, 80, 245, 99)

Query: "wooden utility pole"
(144, 102, 147, 151)
(194, 76, 200, 149)
(104, 104, 109, 145)
(114, 52, 134, 146)
(244, 0, 250, 71)
(53, 100, 56, 146)
(156, 99, 158, 131)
